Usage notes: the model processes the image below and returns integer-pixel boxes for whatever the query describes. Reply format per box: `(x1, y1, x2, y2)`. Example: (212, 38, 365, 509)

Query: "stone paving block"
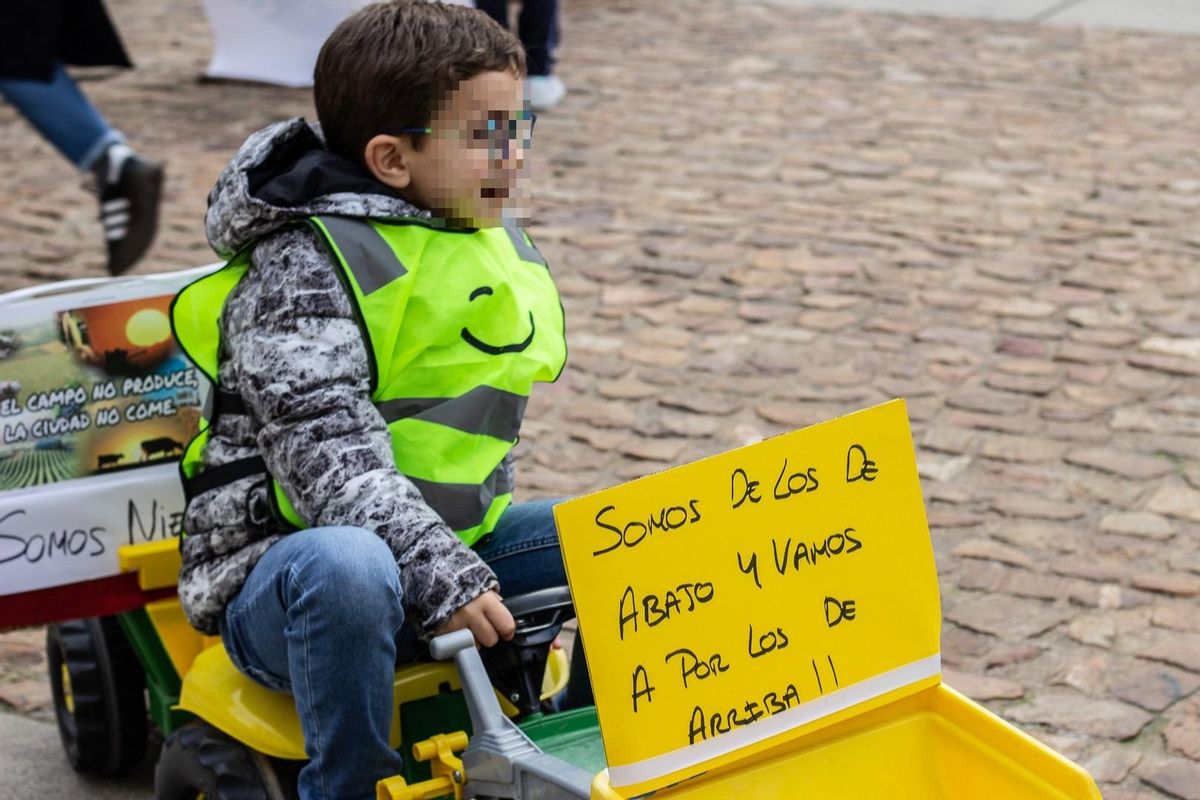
(1129, 352, 1200, 377)
(527, 432, 606, 470)
(1005, 690, 1154, 740)
(1140, 337, 1200, 360)
(1041, 399, 1109, 423)
(0, 680, 51, 713)
(1120, 629, 1200, 674)
(753, 402, 844, 429)
(1169, 550, 1200, 576)
(984, 370, 1062, 396)
(990, 495, 1086, 521)
(633, 410, 720, 439)
(1130, 572, 1200, 598)
(1137, 756, 1200, 800)
(1002, 317, 1068, 341)
(569, 427, 624, 453)
(1055, 653, 1113, 695)
(1044, 419, 1113, 443)
(951, 538, 1034, 568)
(516, 465, 590, 496)
(995, 523, 1084, 557)
(1099, 512, 1177, 541)
(1062, 383, 1137, 408)
(1069, 614, 1118, 648)
(1146, 483, 1200, 523)
(957, 560, 1099, 606)
(947, 388, 1031, 416)
(945, 593, 1074, 640)
(1109, 661, 1200, 713)
(595, 378, 662, 401)
(947, 410, 1036, 435)
(921, 425, 978, 455)
(1105, 788, 1168, 800)
(942, 668, 1025, 701)
(1150, 602, 1200, 633)
(978, 433, 1067, 463)
(1064, 362, 1112, 386)
(1057, 341, 1125, 365)
(0, 630, 45, 672)
(560, 399, 637, 430)
(917, 453, 972, 483)
(615, 436, 689, 463)
(984, 642, 1045, 669)
(1081, 744, 1143, 785)
(1064, 447, 1177, 481)
(657, 391, 742, 416)
(927, 507, 987, 529)
(1163, 697, 1200, 761)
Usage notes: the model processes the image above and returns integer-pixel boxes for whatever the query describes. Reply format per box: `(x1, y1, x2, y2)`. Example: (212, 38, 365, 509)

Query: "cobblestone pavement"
(2, 1, 1199, 797)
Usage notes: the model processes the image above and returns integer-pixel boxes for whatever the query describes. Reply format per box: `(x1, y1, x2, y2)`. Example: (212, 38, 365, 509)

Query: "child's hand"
(435, 590, 516, 647)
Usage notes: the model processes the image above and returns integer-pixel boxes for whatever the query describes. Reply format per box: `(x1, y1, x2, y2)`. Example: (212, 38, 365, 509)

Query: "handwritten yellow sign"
(554, 400, 941, 795)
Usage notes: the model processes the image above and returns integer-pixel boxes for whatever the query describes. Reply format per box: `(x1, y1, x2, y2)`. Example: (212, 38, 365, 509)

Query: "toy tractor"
(47, 538, 605, 800)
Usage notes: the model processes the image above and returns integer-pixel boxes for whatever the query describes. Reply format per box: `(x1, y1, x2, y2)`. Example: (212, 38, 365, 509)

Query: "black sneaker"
(93, 145, 164, 275)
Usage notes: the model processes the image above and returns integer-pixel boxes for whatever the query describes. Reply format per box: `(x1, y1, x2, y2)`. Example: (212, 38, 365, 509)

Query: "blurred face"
(367, 69, 531, 228)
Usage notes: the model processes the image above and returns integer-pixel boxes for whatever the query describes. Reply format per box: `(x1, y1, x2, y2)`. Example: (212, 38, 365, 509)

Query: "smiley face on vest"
(460, 284, 535, 355)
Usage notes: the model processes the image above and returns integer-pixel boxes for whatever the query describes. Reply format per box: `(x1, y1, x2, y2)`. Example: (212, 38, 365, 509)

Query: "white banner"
(0, 267, 216, 597)
(0, 463, 186, 595)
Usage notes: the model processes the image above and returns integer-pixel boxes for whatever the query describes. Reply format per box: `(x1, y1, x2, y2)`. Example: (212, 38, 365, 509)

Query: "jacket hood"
(205, 117, 430, 258)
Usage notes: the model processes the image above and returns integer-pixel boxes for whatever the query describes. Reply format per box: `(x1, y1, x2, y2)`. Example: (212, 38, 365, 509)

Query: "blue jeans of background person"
(476, 0, 559, 77)
(0, 62, 123, 169)
(220, 499, 587, 800)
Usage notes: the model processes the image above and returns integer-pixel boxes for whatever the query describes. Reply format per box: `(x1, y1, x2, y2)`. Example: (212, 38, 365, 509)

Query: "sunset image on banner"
(0, 293, 202, 490)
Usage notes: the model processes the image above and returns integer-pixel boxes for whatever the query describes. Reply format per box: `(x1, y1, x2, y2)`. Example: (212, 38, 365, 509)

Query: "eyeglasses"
(398, 110, 536, 160)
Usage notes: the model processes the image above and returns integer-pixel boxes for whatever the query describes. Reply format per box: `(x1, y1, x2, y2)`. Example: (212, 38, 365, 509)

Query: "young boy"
(171, 3, 577, 798)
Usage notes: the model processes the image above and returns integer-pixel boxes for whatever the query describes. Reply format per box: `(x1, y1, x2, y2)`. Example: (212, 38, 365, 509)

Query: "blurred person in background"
(0, 0, 164, 275)
(476, 0, 565, 110)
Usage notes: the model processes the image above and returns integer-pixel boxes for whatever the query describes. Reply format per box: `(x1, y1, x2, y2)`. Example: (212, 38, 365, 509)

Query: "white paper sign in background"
(202, 0, 477, 88)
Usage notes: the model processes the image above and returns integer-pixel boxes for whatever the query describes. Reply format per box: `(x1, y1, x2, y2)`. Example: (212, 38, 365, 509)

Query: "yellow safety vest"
(171, 215, 566, 545)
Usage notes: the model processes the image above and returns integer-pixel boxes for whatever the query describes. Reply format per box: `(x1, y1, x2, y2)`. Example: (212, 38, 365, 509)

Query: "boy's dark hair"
(315, 0, 525, 164)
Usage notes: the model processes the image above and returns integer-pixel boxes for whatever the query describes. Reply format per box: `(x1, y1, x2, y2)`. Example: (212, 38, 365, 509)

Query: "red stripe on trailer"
(0, 574, 175, 630)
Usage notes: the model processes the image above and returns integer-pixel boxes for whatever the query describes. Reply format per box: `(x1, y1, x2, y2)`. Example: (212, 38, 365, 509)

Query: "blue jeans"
(0, 62, 123, 169)
(220, 499, 581, 800)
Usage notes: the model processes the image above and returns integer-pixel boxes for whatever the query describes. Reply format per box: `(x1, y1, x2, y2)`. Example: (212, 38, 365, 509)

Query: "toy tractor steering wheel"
(480, 586, 575, 717)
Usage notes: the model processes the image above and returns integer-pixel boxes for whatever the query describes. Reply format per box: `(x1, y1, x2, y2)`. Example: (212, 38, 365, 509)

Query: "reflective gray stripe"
(503, 220, 546, 267)
(376, 385, 527, 442)
(409, 461, 512, 531)
(317, 215, 408, 294)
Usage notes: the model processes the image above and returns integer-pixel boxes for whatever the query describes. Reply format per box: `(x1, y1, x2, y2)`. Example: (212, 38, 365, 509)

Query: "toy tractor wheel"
(156, 720, 298, 800)
(46, 616, 148, 774)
